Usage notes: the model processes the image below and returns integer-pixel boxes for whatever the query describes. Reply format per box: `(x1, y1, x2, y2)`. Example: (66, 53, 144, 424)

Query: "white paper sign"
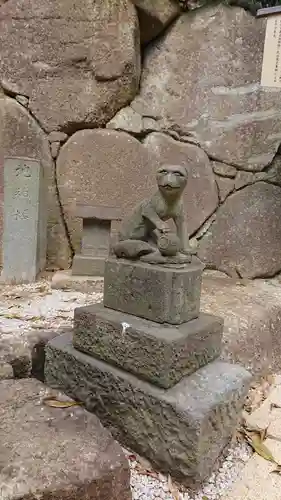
(261, 14, 281, 88)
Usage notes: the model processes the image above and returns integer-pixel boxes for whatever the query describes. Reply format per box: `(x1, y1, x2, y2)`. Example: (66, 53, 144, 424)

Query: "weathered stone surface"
(198, 182, 281, 278)
(143, 116, 160, 133)
(0, 363, 13, 380)
(216, 176, 234, 202)
(212, 161, 237, 178)
(45, 332, 251, 486)
(201, 271, 281, 374)
(1, 158, 46, 283)
(0, 327, 61, 379)
(128, 5, 281, 170)
(72, 255, 107, 277)
(0, 96, 63, 268)
(51, 270, 104, 294)
(0, 378, 131, 500)
(255, 154, 281, 186)
(73, 303, 223, 389)
(56, 129, 156, 267)
(48, 131, 68, 143)
(143, 133, 219, 235)
(104, 257, 203, 324)
(107, 107, 143, 135)
(0, 0, 140, 133)
(235, 171, 255, 190)
(132, 0, 181, 44)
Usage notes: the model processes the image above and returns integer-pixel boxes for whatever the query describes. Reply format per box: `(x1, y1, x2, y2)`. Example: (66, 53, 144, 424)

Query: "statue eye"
(175, 171, 183, 177)
(159, 170, 167, 175)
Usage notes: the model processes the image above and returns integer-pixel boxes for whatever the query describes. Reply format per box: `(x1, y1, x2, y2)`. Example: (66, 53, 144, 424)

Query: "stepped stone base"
(103, 257, 204, 324)
(73, 303, 223, 389)
(0, 378, 131, 500)
(45, 332, 251, 487)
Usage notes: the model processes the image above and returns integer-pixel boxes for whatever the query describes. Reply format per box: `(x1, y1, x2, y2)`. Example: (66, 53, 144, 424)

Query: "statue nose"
(167, 173, 173, 183)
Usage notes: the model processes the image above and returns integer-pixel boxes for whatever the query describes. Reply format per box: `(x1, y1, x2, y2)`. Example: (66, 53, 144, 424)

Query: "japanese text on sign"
(261, 14, 281, 88)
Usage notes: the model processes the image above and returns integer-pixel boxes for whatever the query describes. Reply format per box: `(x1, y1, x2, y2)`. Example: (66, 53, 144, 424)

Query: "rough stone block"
(0, 157, 46, 283)
(104, 257, 204, 324)
(51, 269, 104, 294)
(0, 326, 66, 380)
(73, 303, 223, 389)
(72, 255, 106, 277)
(45, 333, 251, 487)
(0, 363, 13, 380)
(0, 378, 131, 500)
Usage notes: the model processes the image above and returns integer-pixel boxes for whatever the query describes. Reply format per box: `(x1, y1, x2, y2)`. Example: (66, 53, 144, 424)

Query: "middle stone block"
(103, 257, 204, 325)
(73, 304, 223, 389)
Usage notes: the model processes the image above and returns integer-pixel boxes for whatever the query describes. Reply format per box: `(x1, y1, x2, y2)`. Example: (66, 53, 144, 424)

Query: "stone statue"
(113, 164, 196, 265)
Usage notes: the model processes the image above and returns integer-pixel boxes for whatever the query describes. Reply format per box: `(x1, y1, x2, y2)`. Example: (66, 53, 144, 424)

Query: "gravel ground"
(125, 443, 252, 500)
(0, 278, 255, 499)
(0, 279, 103, 335)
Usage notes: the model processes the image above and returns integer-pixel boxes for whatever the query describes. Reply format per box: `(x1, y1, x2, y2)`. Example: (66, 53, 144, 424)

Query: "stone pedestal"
(45, 256, 252, 487)
(72, 205, 121, 277)
(104, 257, 204, 324)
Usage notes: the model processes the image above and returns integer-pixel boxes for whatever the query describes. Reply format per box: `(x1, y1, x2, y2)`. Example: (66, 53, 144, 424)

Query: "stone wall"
(1, 0, 281, 279)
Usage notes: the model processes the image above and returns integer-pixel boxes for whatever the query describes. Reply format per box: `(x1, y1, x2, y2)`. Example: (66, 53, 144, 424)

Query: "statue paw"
(181, 246, 197, 256)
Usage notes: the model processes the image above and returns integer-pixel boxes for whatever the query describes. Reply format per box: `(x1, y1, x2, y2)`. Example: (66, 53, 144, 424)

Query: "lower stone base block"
(45, 333, 251, 487)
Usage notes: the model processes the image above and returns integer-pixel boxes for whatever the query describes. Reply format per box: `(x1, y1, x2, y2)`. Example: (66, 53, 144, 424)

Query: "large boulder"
(56, 129, 156, 267)
(0, 0, 140, 133)
(198, 182, 281, 278)
(132, 0, 181, 44)
(0, 379, 131, 500)
(127, 5, 281, 170)
(143, 133, 218, 234)
(0, 96, 63, 268)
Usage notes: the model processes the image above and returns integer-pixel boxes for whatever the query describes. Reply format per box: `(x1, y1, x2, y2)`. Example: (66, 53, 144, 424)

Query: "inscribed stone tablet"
(261, 14, 281, 88)
(1, 157, 46, 283)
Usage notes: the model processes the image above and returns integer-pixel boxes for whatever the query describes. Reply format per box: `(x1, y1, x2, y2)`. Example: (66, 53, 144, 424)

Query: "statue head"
(156, 164, 188, 199)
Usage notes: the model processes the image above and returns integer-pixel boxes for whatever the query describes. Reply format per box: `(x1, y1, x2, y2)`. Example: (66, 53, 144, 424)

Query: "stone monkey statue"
(113, 164, 196, 264)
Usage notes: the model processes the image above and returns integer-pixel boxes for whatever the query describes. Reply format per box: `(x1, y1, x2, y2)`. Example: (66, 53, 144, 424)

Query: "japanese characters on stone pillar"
(1, 157, 47, 283)
(258, 6, 281, 88)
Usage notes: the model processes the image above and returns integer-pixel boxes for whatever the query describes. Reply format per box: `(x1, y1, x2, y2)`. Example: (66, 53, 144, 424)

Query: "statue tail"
(113, 240, 154, 259)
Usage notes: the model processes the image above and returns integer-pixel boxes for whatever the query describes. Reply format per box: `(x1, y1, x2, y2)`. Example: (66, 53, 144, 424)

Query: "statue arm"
(142, 205, 168, 233)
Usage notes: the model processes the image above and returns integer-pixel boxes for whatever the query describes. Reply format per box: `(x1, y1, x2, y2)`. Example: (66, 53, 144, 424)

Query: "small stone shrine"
(45, 164, 251, 486)
(72, 204, 122, 277)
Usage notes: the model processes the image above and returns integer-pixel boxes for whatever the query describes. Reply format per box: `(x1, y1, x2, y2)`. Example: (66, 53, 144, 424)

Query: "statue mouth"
(162, 185, 180, 191)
